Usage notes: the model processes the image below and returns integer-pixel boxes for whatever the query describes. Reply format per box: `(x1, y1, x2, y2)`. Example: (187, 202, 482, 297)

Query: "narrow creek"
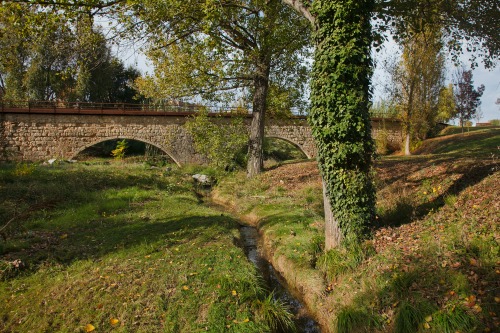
(195, 184, 321, 332)
(239, 225, 321, 333)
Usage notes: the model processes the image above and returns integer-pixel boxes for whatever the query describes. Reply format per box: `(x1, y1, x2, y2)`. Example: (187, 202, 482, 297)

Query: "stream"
(239, 225, 321, 333)
(195, 184, 321, 332)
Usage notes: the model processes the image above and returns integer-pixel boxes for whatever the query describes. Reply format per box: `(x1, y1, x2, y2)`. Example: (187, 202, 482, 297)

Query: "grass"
(0, 160, 294, 332)
(214, 128, 500, 332)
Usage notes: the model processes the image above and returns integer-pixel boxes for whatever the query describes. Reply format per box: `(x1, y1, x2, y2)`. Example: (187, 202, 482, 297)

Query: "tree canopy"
(125, 0, 311, 177)
(0, 2, 142, 103)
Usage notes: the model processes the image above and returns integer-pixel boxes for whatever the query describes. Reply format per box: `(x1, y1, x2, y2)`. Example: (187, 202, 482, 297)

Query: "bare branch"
(281, 0, 315, 26)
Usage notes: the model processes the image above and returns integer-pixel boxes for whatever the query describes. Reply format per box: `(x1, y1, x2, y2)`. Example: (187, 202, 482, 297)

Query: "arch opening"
(72, 137, 180, 166)
(263, 137, 309, 167)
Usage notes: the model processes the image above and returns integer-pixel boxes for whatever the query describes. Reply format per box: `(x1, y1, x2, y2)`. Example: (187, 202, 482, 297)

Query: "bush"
(185, 109, 248, 170)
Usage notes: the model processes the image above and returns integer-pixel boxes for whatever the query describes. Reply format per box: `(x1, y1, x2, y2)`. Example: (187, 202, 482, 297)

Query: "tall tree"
(453, 67, 485, 132)
(0, 3, 142, 103)
(387, 29, 445, 155)
(436, 84, 456, 123)
(283, 0, 375, 249)
(375, 0, 500, 68)
(129, 0, 311, 177)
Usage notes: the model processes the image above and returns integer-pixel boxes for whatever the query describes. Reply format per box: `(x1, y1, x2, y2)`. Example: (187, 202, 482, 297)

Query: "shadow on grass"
(375, 160, 497, 229)
(332, 244, 499, 333)
(3, 214, 239, 279)
(0, 163, 242, 278)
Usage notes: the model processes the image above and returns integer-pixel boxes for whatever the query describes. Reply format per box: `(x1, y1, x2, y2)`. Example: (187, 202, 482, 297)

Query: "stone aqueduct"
(0, 110, 403, 164)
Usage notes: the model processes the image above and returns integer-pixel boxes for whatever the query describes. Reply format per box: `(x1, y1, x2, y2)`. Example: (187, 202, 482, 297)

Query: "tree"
(436, 84, 456, 123)
(0, 3, 76, 101)
(453, 67, 485, 132)
(283, 0, 375, 249)
(0, 3, 142, 103)
(375, 0, 500, 68)
(185, 110, 248, 170)
(387, 29, 445, 155)
(129, 0, 311, 178)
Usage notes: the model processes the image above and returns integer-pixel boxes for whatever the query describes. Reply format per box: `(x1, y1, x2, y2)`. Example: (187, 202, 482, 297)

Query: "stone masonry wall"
(0, 113, 402, 163)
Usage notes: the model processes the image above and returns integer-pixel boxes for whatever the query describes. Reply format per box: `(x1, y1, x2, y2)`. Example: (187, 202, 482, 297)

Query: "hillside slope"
(215, 128, 500, 333)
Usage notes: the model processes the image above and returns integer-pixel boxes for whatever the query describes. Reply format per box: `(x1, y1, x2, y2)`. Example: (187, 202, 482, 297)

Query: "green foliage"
(489, 119, 500, 126)
(376, 0, 500, 68)
(336, 307, 382, 333)
(394, 300, 435, 333)
(0, 3, 142, 103)
(437, 84, 456, 123)
(309, 0, 376, 244)
(254, 293, 296, 332)
(185, 110, 249, 170)
(111, 139, 128, 159)
(263, 138, 307, 163)
(317, 239, 375, 280)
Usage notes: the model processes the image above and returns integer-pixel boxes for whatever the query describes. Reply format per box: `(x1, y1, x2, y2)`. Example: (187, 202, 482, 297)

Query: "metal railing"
(0, 100, 220, 114)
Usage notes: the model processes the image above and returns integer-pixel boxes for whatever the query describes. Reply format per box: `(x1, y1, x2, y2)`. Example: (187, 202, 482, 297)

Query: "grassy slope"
(0, 162, 291, 333)
(215, 128, 500, 333)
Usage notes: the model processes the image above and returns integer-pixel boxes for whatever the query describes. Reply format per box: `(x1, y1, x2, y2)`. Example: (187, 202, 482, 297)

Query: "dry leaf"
(110, 318, 119, 326)
(85, 324, 95, 332)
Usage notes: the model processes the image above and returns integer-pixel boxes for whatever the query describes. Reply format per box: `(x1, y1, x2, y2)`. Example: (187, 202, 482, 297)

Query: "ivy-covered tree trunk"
(309, 0, 376, 249)
(247, 61, 271, 178)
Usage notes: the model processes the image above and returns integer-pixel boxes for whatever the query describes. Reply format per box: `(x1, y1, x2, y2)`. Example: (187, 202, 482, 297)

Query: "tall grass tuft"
(336, 307, 382, 333)
(395, 300, 435, 333)
(317, 238, 374, 280)
(430, 306, 477, 333)
(254, 293, 296, 333)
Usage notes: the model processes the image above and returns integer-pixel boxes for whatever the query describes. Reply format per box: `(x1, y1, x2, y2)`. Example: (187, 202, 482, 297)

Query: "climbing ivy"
(309, 0, 376, 244)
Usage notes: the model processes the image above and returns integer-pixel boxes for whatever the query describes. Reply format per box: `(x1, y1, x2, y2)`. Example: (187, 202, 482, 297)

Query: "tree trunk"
(323, 180, 341, 250)
(247, 63, 270, 178)
(308, 0, 375, 249)
(404, 131, 411, 155)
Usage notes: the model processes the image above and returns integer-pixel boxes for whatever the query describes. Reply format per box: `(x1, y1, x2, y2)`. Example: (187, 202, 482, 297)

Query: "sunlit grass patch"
(0, 161, 296, 332)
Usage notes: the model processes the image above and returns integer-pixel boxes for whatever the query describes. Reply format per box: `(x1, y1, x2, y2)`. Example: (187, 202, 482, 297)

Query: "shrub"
(111, 139, 128, 159)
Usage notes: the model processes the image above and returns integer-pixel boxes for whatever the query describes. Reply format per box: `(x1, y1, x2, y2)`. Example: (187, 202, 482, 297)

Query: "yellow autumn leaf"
(424, 322, 431, 329)
(231, 290, 237, 296)
(425, 315, 432, 322)
(182, 285, 189, 290)
(242, 318, 250, 323)
(85, 324, 95, 332)
(110, 318, 119, 326)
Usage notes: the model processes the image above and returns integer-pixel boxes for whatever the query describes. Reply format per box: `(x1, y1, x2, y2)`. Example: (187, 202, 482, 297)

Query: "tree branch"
(281, 0, 315, 26)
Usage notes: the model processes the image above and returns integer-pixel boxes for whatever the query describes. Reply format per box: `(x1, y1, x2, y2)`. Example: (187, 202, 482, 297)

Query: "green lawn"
(0, 161, 292, 333)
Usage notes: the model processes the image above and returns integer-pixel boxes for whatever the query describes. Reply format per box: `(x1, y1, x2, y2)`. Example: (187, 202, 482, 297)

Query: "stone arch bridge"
(0, 105, 402, 165)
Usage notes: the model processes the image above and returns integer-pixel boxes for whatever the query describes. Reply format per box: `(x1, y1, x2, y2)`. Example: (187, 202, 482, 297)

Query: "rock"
(66, 159, 78, 163)
(193, 174, 212, 185)
(48, 158, 57, 165)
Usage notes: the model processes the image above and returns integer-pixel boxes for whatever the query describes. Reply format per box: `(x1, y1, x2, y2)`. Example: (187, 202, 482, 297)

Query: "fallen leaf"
(425, 315, 432, 322)
(110, 318, 119, 326)
(469, 258, 479, 266)
(85, 324, 95, 332)
(182, 285, 189, 290)
(231, 290, 237, 296)
(424, 322, 431, 329)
